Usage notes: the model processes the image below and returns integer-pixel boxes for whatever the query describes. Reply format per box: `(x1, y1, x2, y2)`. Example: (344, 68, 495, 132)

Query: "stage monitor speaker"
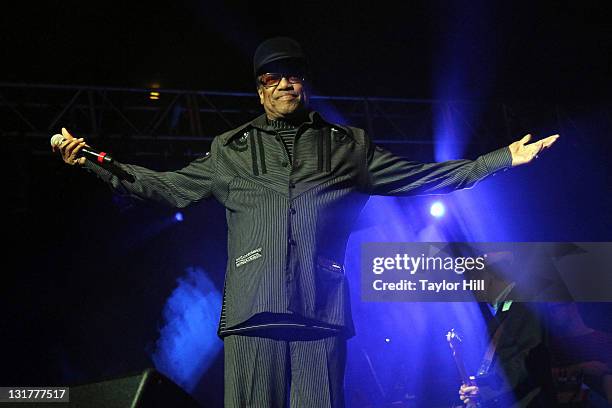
(67, 368, 201, 407)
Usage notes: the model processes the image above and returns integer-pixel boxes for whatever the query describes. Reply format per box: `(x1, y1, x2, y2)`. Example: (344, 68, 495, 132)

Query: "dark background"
(2, 1, 611, 406)
(2, 1, 610, 101)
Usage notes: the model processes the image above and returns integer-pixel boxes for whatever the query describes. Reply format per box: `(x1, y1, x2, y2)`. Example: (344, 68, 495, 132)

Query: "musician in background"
(548, 302, 612, 406)
(458, 252, 556, 407)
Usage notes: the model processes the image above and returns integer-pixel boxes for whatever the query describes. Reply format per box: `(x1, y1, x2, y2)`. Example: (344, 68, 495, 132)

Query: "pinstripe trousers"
(224, 331, 347, 407)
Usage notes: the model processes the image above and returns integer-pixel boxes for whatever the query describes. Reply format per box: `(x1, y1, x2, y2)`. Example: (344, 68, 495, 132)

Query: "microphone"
(50, 134, 134, 181)
(50, 134, 115, 165)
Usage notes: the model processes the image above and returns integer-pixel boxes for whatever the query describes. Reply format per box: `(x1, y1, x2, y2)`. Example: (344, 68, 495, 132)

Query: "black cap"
(253, 37, 308, 77)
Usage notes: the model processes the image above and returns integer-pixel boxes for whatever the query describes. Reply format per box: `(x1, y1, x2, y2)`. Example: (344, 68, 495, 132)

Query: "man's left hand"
(459, 383, 480, 406)
(509, 133, 559, 166)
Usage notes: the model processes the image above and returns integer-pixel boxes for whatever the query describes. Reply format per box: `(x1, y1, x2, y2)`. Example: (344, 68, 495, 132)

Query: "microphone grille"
(50, 134, 65, 147)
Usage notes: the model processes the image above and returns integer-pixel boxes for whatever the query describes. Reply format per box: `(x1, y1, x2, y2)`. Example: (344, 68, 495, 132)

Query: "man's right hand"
(52, 127, 87, 166)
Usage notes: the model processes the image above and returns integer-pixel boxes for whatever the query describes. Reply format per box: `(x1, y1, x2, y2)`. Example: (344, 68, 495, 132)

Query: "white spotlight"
(430, 202, 445, 218)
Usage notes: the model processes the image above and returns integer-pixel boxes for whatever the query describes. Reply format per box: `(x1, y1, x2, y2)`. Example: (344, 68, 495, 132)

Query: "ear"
(257, 86, 264, 105)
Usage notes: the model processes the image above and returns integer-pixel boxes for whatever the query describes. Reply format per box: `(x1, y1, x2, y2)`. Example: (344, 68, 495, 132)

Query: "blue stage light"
(151, 267, 222, 392)
(430, 202, 445, 218)
(174, 212, 184, 222)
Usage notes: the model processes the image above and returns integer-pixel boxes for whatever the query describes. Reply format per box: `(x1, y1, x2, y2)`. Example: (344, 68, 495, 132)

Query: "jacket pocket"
(314, 256, 347, 324)
(316, 256, 344, 276)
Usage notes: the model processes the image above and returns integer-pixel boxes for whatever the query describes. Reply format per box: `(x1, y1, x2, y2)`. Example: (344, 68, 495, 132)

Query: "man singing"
(53, 37, 558, 407)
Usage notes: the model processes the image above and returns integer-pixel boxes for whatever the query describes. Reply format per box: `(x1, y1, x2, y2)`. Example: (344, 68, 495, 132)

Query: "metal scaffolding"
(2, 82, 606, 158)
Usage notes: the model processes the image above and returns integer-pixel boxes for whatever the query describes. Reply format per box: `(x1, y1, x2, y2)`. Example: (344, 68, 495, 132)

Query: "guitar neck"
(447, 329, 476, 386)
(447, 330, 482, 407)
(451, 348, 474, 385)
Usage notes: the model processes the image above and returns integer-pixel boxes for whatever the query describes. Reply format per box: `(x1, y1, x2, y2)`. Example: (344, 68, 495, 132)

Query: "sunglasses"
(258, 73, 305, 88)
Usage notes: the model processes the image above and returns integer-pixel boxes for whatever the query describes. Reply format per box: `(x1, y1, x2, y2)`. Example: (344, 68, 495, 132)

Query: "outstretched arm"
(53, 128, 218, 208)
(365, 133, 559, 196)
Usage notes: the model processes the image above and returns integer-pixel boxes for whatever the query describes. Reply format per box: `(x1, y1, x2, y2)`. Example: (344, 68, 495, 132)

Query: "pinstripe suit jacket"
(84, 110, 512, 337)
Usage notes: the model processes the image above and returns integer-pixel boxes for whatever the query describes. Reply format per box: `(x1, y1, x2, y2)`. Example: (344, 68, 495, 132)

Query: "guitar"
(446, 329, 481, 408)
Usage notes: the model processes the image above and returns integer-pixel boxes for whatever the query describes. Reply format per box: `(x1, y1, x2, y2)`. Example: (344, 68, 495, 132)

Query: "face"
(257, 74, 309, 120)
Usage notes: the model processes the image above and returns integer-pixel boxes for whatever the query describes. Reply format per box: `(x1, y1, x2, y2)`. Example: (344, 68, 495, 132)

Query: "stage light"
(430, 202, 445, 218)
(385, 338, 391, 343)
(152, 267, 223, 392)
(149, 91, 160, 100)
(174, 212, 184, 222)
